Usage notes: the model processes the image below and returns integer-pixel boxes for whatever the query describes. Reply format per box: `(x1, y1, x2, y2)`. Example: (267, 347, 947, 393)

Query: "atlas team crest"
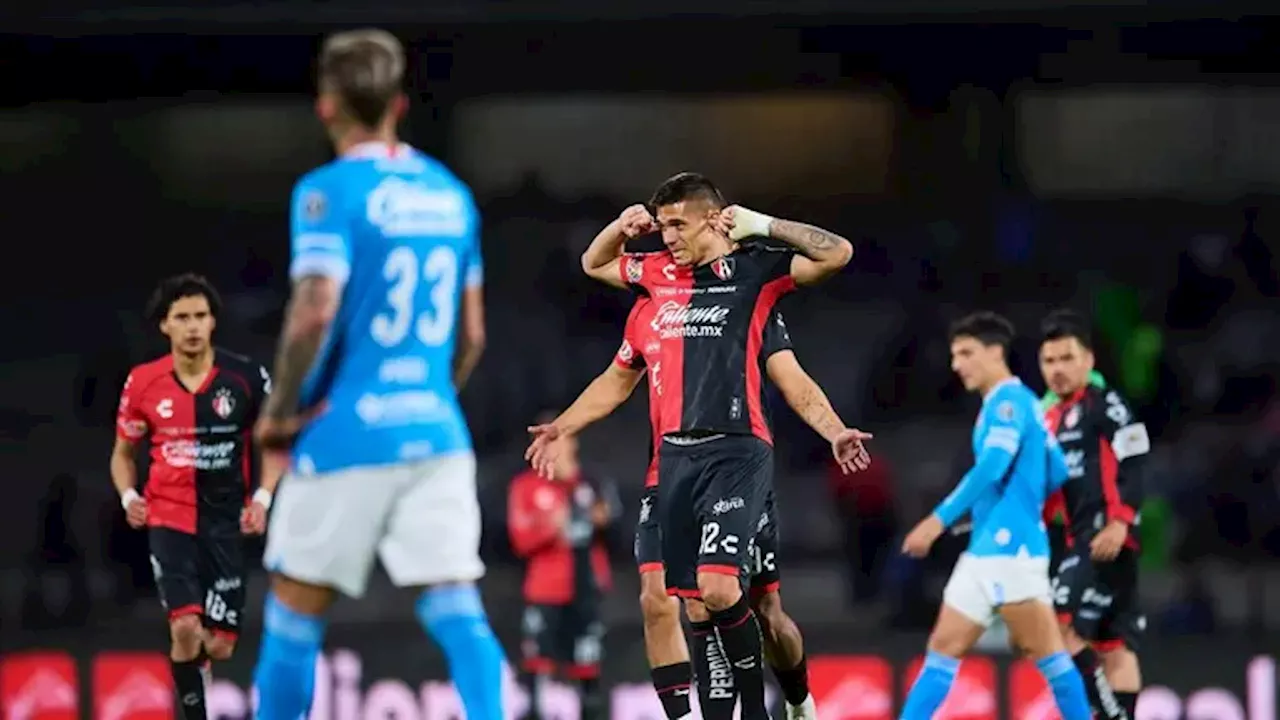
(711, 257, 734, 281)
(212, 387, 235, 419)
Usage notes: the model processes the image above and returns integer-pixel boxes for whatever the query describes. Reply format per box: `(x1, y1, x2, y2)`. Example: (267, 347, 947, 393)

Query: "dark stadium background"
(0, 2, 1277, 717)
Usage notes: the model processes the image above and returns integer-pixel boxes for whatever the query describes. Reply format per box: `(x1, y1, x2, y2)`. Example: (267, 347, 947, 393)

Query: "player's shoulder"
(214, 348, 266, 376)
(622, 250, 676, 284)
(1085, 384, 1138, 424)
(125, 355, 173, 389)
(986, 380, 1037, 420)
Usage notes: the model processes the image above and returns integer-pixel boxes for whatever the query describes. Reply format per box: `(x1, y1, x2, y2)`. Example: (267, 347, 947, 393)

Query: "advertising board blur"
(1, 627, 1273, 720)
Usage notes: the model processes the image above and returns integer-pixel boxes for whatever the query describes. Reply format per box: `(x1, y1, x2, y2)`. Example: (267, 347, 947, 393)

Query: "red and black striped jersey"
(116, 349, 270, 536)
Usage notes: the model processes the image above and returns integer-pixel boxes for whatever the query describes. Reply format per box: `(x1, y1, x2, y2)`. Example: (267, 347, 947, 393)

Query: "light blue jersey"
(288, 142, 482, 474)
(934, 377, 1071, 558)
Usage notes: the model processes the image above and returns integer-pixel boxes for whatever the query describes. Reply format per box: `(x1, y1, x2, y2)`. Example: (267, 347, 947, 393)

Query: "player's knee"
(684, 598, 711, 623)
(205, 635, 236, 661)
(168, 615, 204, 654)
(696, 573, 742, 612)
(639, 587, 678, 627)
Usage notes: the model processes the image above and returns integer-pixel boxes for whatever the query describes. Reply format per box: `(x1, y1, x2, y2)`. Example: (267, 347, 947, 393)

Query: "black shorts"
(635, 484, 782, 597)
(1052, 546, 1144, 651)
(656, 434, 773, 598)
(520, 602, 605, 678)
(148, 527, 246, 638)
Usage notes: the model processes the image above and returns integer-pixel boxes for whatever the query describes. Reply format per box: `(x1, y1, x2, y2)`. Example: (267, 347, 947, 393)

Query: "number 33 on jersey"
(288, 142, 483, 474)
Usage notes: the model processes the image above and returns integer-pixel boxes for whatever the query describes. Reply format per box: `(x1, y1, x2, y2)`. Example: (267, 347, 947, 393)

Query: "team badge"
(618, 340, 634, 362)
(996, 400, 1015, 422)
(302, 190, 327, 222)
(1064, 404, 1081, 429)
(710, 257, 734, 281)
(626, 257, 644, 283)
(211, 387, 235, 419)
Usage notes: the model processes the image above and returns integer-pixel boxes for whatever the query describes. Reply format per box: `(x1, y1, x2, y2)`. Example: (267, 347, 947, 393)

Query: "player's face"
(1039, 336, 1093, 397)
(950, 336, 1002, 392)
(655, 201, 719, 266)
(161, 295, 215, 356)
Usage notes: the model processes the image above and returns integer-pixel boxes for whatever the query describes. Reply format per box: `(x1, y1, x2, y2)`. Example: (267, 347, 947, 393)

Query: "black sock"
(1116, 691, 1138, 719)
(521, 672, 543, 720)
(690, 621, 737, 720)
(772, 653, 810, 707)
(170, 659, 207, 720)
(711, 597, 768, 720)
(1072, 647, 1127, 720)
(580, 677, 607, 720)
(651, 662, 694, 720)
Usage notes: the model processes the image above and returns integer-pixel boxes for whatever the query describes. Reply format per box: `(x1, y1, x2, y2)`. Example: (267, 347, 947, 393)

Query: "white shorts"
(263, 452, 484, 598)
(942, 552, 1052, 627)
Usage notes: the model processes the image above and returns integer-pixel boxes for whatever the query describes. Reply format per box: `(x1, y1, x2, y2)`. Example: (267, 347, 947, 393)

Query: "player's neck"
(335, 127, 399, 156)
(172, 348, 214, 379)
(694, 238, 735, 266)
(978, 370, 1014, 398)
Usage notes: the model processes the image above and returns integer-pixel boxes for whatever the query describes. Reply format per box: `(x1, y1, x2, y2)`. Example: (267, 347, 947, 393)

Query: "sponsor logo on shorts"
(711, 497, 745, 516)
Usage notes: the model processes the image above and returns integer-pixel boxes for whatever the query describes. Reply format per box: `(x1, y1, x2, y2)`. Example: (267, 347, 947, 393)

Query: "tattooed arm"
(769, 218, 854, 286)
(260, 276, 340, 422)
(764, 349, 848, 442)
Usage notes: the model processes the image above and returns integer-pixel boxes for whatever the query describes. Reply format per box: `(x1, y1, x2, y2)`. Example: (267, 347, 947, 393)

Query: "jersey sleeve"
(461, 191, 484, 290)
(1095, 389, 1149, 524)
(762, 310, 793, 357)
(933, 385, 1028, 528)
(619, 252, 673, 293)
(289, 171, 352, 286)
(614, 301, 649, 371)
(115, 371, 149, 442)
(249, 363, 273, 422)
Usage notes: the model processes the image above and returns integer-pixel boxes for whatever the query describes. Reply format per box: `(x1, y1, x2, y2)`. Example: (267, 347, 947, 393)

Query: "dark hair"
(1040, 308, 1093, 349)
(648, 172, 726, 210)
(318, 29, 406, 128)
(147, 273, 222, 324)
(948, 311, 1015, 350)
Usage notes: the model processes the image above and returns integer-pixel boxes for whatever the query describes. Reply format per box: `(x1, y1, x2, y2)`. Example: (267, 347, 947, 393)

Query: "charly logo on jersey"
(650, 300, 731, 339)
(155, 398, 174, 419)
(366, 177, 468, 237)
(211, 387, 235, 419)
(710, 256, 734, 281)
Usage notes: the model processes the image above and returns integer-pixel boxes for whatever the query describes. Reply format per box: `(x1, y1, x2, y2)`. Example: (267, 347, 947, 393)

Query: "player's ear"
(392, 93, 408, 122)
(315, 95, 337, 124)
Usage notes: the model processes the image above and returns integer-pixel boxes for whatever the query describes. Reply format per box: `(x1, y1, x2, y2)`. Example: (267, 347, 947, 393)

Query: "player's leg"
(900, 554, 989, 720)
(380, 453, 504, 720)
(996, 558, 1092, 720)
(693, 438, 773, 720)
(519, 605, 557, 720)
(1097, 551, 1144, 720)
(657, 447, 736, 720)
(750, 497, 815, 720)
(149, 528, 210, 720)
(1053, 552, 1127, 720)
(636, 487, 695, 720)
(565, 602, 608, 720)
(255, 467, 391, 720)
(199, 534, 245, 663)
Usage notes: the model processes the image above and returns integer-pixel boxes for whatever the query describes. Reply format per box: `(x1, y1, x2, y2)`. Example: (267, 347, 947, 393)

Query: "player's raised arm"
(581, 204, 657, 288)
(258, 176, 346, 446)
(454, 197, 486, 389)
(721, 206, 853, 286)
(932, 387, 1026, 529)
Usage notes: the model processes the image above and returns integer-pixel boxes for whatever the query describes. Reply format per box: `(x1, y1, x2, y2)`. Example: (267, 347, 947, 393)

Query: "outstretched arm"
(552, 363, 645, 436)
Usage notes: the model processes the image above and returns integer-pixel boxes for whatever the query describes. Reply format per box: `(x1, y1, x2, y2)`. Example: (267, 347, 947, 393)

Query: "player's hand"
(240, 501, 268, 535)
(1090, 520, 1128, 561)
(124, 496, 148, 529)
(902, 515, 944, 558)
(617, 204, 657, 238)
(590, 500, 611, 528)
(525, 423, 564, 479)
(713, 205, 773, 242)
(254, 403, 327, 451)
(832, 428, 874, 474)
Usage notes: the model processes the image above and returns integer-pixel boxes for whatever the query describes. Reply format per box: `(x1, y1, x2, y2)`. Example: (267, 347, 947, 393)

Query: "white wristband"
(120, 488, 140, 510)
(729, 207, 775, 241)
(252, 488, 273, 509)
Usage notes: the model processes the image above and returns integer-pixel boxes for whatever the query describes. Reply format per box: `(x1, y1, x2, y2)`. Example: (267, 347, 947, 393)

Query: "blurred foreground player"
(579, 173, 857, 720)
(509, 421, 619, 720)
(251, 29, 501, 720)
(1040, 309, 1149, 720)
(111, 273, 276, 719)
(529, 295, 868, 720)
(899, 312, 1091, 720)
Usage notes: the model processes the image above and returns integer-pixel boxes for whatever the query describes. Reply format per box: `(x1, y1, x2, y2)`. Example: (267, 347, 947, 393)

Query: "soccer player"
(528, 296, 868, 720)
(899, 311, 1092, 720)
(578, 172, 856, 720)
(250, 29, 501, 720)
(508, 420, 618, 720)
(111, 273, 275, 719)
(1040, 309, 1149, 720)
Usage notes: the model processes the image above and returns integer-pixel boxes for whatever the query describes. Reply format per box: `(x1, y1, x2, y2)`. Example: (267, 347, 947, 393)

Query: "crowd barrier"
(1, 625, 1273, 720)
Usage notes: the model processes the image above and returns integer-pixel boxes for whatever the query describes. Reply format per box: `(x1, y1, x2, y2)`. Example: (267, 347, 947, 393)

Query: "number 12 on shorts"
(204, 590, 237, 626)
(699, 521, 740, 556)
